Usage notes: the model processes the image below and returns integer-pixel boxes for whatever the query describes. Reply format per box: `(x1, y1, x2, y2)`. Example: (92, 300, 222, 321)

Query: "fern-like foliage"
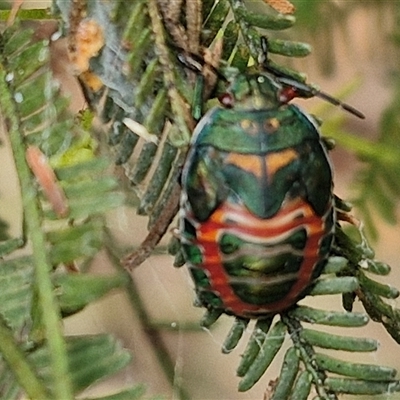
(51, 0, 400, 399)
(351, 81, 400, 239)
(0, 21, 152, 400)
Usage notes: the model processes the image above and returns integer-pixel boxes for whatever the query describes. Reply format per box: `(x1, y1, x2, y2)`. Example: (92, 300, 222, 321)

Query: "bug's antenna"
(176, 52, 204, 73)
(277, 76, 366, 119)
(259, 36, 365, 119)
(313, 88, 366, 119)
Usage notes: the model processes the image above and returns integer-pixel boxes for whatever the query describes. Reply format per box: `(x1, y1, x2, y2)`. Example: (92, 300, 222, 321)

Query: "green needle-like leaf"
(222, 318, 249, 354)
(300, 329, 378, 352)
(0, 315, 49, 400)
(288, 371, 311, 400)
(235, 317, 273, 377)
(315, 353, 397, 381)
(325, 377, 400, 395)
(270, 347, 299, 400)
(55, 273, 129, 315)
(238, 320, 286, 391)
(309, 276, 359, 295)
(289, 306, 369, 327)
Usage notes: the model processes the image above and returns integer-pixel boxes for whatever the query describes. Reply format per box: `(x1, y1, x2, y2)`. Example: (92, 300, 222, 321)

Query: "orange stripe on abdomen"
(193, 198, 332, 317)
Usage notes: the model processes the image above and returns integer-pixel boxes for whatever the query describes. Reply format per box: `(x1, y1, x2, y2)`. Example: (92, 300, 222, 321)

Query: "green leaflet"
(28, 335, 132, 394)
(288, 371, 311, 400)
(238, 321, 286, 392)
(358, 273, 399, 299)
(0, 257, 33, 333)
(289, 306, 369, 327)
(222, 317, 249, 354)
(325, 378, 400, 396)
(1, 330, 131, 399)
(300, 329, 378, 352)
(235, 318, 273, 377)
(0, 238, 24, 258)
(200, 308, 224, 328)
(309, 276, 359, 295)
(241, 11, 295, 30)
(54, 273, 129, 315)
(267, 38, 312, 57)
(315, 353, 397, 381)
(270, 347, 299, 400)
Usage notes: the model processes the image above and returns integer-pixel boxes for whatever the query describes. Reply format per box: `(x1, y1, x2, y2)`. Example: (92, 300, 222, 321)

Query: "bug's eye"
(218, 92, 235, 108)
(278, 86, 299, 104)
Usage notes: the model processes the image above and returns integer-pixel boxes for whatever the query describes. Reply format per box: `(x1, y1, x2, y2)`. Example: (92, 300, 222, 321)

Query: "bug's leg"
(321, 136, 335, 151)
(168, 232, 186, 267)
(334, 194, 360, 227)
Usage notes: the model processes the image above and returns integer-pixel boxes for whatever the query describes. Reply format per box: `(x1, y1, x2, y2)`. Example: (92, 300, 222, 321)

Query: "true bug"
(178, 41, 364, 319)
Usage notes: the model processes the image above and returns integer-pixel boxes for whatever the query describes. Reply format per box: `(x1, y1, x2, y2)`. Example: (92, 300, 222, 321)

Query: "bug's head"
(218, 72, 297, 111)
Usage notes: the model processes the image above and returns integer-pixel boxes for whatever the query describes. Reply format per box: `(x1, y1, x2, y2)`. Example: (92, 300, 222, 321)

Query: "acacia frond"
(0, 21, 146, 399)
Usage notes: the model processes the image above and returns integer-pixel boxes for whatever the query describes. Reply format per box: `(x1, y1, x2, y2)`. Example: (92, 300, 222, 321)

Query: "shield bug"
(178, 47, 364, 319)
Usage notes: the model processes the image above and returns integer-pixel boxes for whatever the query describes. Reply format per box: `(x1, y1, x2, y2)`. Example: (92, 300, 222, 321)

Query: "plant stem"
(0, 315, 49, 400)
(282, 314, 336, 400)
(0, 66, 74, 400)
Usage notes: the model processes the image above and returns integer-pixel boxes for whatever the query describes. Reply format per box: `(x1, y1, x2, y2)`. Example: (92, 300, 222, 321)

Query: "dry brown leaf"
(263, 0, 295, 15)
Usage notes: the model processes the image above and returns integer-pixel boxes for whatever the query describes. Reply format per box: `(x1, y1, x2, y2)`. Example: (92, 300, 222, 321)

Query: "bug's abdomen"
(180, 108, 335, 317)
(181, 194, 334, 318)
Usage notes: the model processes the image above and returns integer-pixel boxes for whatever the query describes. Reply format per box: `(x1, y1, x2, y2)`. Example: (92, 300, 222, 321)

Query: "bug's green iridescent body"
(179, 73, 335, 318)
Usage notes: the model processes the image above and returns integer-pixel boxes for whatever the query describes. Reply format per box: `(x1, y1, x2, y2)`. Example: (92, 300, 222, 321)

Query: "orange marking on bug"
(265, 148, 298, 180)
(264, 117, 280, 133)
(225, 149, 298, 182)
(225, 153, 264, 179)
(25, 146, 69, 218)
(240, 119, 258, 135)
